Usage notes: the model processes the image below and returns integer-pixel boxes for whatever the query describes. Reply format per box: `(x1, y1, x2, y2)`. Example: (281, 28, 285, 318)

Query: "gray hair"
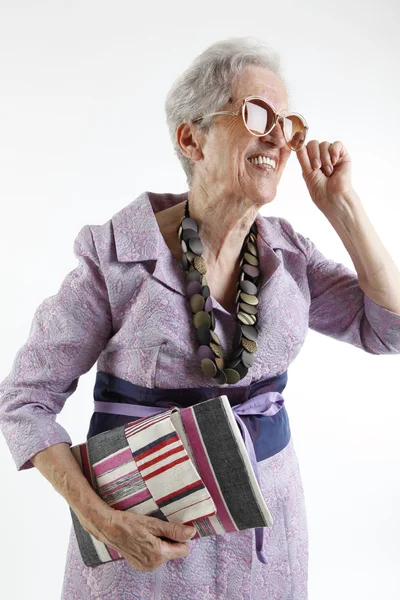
(164, 37, 289, 187)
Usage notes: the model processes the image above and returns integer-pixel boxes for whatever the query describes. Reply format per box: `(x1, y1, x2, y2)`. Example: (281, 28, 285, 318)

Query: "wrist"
(323, 188, 364, 228)
(77, 501, 115, 541)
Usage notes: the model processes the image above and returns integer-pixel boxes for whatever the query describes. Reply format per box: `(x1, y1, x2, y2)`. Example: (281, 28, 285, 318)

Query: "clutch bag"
(69, 394, 273, 567)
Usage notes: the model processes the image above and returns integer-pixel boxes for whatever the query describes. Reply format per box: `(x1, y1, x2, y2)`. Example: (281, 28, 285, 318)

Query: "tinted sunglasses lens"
(244, 99, 274, 135)
(284, 115, 307, 150)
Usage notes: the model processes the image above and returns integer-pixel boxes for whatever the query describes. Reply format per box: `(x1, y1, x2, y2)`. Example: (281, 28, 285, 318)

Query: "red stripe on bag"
(156, 479, 202, 504)
(135, 434, 180, 461)
(125, 412, 172, 437)
(141, 455, 190, 480)
(138, 444, 183, 470)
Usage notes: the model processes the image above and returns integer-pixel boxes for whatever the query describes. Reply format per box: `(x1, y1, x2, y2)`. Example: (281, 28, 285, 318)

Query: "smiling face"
(190, 65, 292, 207)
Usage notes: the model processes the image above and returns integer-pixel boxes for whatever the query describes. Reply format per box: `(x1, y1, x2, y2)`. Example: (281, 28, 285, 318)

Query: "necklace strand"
(178, 200, 261, 384)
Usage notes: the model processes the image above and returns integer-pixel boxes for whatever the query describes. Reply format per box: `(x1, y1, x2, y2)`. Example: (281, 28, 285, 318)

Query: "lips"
(248, 162, 274, 173)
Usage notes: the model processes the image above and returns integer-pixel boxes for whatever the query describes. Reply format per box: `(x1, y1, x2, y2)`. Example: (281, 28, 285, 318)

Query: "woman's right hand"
(92, 509, 197, 572)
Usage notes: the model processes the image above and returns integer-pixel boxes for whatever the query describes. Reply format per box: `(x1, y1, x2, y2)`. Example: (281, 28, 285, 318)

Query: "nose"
(260, 118, 287, 149)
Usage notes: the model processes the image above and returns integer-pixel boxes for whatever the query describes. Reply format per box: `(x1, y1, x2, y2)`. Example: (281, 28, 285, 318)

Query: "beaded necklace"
(177, 200, 260, 384)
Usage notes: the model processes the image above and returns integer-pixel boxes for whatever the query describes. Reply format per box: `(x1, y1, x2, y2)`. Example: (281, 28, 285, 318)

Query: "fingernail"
(326, 166, 333, 175)
(185, 527, 196, 538)
(313, 159, 321, 170)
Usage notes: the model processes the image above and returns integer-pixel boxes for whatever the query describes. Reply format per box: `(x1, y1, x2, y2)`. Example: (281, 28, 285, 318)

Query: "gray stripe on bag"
(69, 508, 108, 567)
(87, 425, 128, 464)
(192, 398, 266, 530)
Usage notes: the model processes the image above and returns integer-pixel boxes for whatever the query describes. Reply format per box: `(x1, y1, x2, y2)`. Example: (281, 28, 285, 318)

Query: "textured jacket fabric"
(1, 190, 399, 599)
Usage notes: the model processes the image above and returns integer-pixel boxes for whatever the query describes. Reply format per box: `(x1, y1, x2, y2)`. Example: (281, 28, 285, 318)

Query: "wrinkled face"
(194, 65, 291, 206)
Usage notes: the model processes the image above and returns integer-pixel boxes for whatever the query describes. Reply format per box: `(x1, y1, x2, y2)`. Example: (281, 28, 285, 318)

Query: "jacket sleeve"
(280, 219, 400, 354)
(0, 225, 113, 471)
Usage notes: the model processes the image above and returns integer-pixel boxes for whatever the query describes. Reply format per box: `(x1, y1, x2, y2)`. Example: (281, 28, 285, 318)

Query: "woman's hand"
(295, 140, 355, 217)
(87, 509, 196, 572)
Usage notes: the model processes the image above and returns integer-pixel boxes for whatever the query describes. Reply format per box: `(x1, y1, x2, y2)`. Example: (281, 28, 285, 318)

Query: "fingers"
(158, 538, 191, 561)
(102, 511, 197, 571)
(297, 140, 345, 177)
(295, 144, 313, 174)
(147, 517, 197, 542)
(307, 140, 332, 176)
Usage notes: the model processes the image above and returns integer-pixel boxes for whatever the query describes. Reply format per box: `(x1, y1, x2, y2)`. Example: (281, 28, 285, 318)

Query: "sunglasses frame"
(192, 95, 309, 151)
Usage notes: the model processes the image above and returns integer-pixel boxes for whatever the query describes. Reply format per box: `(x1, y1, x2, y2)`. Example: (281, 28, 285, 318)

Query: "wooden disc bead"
(194, 256, 207, 274)
(210, 342, 224, 358)
(181, 217, 198, 232)
(186, 250, 196, 263)
(186, 269, 202, 282)
(237, 312, 256, 325)
(235, 362, 249, 379)
(242, 338, 258, 353)
(190, 294, 205, 313)
(196, 325, 211, 345)
(193, 311, 211, 329)
(182, 229, 199, 242)
(215, 357, 225, 370)
(241, 324, 258, 341)
(241, 349, 255, 368)
(210, 330, 221, 345)
(201, 358, 217, 377)
(244, 252, 259, 266)
(240, 302, 258, 315)
(240, 280, 258, 295)
(188, 237, 203, 255)
(212, 368, 227, 385)
(224, 368, 241, 384)
(247, 242, 258, 256)
(242, 264, 260, 278)
(201, 285, 210, 298)
(239, 292, 259, 306)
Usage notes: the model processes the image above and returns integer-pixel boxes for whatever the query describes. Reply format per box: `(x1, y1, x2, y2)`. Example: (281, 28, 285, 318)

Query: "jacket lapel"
(111, 190, 296, 298)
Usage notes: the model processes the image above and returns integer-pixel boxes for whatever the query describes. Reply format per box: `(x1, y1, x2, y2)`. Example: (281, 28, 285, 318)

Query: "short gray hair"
(164, 37, 289, 187)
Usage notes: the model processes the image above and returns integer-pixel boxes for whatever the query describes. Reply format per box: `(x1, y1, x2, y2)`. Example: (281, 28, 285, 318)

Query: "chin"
(252, 183, 278, 206)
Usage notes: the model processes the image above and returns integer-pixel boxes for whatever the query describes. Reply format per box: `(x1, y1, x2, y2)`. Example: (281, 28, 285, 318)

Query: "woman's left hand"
(295, 140, 354, 216)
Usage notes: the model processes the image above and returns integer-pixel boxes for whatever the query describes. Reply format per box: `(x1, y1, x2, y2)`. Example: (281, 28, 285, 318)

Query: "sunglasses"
(192, 96, 308, 151)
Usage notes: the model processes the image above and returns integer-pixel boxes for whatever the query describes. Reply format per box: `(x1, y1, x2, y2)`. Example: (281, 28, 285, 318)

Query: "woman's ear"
(176, 122, 204, 162)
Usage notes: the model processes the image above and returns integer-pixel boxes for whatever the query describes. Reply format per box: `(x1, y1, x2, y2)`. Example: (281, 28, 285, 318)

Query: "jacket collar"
(111, 191, 296, 298)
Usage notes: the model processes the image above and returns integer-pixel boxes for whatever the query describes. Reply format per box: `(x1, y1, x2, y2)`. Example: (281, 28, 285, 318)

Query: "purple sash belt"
(93, 388, 285, 564)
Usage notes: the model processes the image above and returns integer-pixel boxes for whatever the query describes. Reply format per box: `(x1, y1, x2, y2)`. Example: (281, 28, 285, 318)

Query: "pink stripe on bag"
(80, 444, 96, 488)
(107, 546, 122, 560)
(93, 447, 133, 477)
(179, 407, 238, 534)
(98, 470, 143, 494)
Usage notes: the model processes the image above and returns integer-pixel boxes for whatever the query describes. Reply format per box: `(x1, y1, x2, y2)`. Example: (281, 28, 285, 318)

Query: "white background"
(0, 1, 399, 598)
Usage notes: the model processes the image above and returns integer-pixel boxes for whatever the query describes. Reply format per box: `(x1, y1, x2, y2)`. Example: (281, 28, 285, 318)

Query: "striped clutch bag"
(70, 395, 273, 567)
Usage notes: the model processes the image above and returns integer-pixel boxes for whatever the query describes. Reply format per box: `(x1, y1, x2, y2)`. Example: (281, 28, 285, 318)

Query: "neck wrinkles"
(187, 187, 259, 266)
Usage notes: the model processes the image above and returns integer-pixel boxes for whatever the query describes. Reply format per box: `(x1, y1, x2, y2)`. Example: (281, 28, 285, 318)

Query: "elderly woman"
(1, 37, 400, 600)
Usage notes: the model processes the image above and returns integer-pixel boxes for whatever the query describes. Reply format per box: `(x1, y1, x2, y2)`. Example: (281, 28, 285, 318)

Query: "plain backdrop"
(0, 1, 399, 599)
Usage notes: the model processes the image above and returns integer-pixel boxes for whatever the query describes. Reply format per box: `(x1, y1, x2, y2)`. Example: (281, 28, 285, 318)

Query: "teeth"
(248, 156, 276, 169)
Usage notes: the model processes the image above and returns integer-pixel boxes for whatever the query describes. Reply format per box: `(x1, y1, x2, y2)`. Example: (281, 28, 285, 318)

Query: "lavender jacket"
(1, 190, 400, 472)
